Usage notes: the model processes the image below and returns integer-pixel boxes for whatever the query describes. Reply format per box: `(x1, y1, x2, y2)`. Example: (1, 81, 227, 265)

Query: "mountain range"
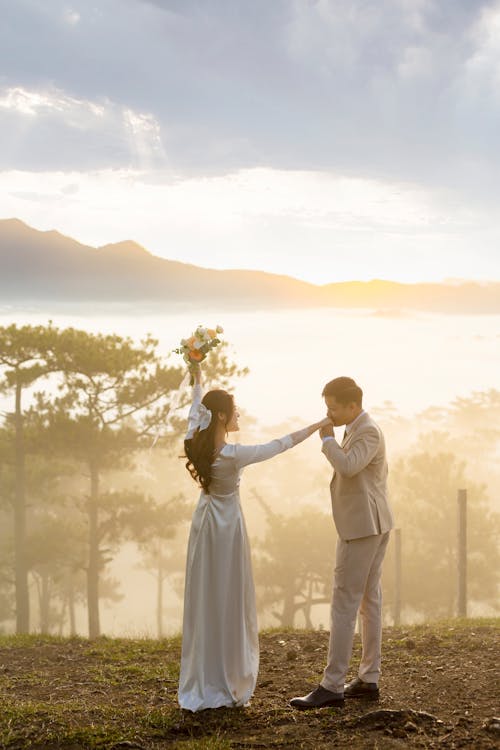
(1, 218, 499, 314)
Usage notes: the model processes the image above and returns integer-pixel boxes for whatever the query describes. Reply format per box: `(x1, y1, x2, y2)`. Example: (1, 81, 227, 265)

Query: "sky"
(1, 0, 499, 284)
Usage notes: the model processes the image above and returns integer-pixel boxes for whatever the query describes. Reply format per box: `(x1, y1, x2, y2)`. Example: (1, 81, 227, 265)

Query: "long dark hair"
(184, 389, 234, 493)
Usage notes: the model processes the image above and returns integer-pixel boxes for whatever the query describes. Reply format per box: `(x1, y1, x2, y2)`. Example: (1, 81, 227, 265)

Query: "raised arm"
(185, 366, 203, 441)
(233, 417, 332, 469)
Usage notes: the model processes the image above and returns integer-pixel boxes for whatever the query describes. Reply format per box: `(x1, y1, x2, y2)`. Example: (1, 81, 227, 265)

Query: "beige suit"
(325, 412, 393, 541)
(320, 412, 394, 692)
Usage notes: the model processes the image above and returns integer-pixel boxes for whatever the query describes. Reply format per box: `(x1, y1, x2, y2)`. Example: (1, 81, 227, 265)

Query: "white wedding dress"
(178, 384, 309, 712)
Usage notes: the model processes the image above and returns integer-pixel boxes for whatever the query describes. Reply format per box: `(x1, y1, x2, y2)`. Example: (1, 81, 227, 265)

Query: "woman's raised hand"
(190, 362, 202, 385)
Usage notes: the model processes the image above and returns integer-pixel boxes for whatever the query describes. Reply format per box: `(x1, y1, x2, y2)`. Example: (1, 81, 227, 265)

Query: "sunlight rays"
(0, 85, 166, 171)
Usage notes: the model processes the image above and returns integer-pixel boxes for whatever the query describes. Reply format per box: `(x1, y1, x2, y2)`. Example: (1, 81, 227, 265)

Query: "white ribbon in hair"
(191, 402, 212, 432)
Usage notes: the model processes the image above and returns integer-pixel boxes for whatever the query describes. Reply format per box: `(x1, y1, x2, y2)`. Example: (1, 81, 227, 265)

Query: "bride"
(178, 365, 330, 711)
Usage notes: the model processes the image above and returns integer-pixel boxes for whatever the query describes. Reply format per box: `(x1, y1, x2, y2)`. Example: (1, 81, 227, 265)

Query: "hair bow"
(192, 403, 212, 433)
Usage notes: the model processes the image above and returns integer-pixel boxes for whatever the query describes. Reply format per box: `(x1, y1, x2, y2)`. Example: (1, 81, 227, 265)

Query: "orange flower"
(207, 328, 216, 338)
(187, 336, 197, 347)
(189, 349, 203, 361)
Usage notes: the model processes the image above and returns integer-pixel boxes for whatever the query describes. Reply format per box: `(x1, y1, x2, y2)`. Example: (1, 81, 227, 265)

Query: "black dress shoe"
(290, 685, 344, 710)
(344, 676, 379, 700)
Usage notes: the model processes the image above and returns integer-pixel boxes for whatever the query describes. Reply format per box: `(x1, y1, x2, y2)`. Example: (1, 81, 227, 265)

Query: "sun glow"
(1, 165, 497, 284)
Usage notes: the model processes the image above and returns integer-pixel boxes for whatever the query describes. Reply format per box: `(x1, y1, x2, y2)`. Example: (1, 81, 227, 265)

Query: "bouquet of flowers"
(174, 324, 224, 384)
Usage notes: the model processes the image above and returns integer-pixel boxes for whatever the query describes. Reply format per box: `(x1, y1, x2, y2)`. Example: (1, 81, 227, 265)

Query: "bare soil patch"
(0, 620, 498, 749)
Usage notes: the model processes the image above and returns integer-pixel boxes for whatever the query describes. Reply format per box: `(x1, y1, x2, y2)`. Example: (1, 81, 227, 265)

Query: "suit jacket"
(322, 412, 394, 541)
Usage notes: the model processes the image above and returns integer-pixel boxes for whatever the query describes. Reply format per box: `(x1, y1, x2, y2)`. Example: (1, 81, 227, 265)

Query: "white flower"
(173, 323, 224, 369)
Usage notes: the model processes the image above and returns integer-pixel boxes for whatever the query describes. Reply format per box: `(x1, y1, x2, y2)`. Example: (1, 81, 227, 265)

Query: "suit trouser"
(321, 531, 390, 693)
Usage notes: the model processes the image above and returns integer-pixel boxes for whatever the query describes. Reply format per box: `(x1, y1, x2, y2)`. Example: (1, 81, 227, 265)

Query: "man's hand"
(319, 421, 334, 439)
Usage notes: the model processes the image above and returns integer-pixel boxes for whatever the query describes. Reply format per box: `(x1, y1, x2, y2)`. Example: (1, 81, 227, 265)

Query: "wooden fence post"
(457, 489, 467, 618)
(394, 528, 402, 626)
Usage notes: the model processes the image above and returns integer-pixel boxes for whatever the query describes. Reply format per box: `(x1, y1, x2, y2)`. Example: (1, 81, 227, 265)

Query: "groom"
(291, 377, 394, 709)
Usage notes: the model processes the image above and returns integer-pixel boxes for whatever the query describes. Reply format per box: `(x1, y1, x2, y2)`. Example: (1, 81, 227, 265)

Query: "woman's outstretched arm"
(289, 417, 332, 446)
(232, 417, 332, 469)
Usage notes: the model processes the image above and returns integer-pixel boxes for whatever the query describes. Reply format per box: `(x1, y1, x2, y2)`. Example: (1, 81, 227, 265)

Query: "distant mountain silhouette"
(1, 218, 499, 313)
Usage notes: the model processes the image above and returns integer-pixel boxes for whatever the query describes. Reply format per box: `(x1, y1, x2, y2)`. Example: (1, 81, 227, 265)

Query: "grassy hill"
(0, 619, 498, 749)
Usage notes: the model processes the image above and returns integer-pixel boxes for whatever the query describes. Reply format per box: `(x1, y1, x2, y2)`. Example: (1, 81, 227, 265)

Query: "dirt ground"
(0, 621, 498, 749)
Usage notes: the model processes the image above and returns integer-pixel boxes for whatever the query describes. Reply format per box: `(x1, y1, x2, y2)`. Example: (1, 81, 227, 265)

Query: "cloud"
(1, 0, 499, 215)
(0, 3, 496, 164)
(0, 86, 166, 170)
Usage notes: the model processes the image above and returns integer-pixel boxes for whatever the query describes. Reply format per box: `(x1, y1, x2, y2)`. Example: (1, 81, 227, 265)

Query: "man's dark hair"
(322, 377, 363, 407)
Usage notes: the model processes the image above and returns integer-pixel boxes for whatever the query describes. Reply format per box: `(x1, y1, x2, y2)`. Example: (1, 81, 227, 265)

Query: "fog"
(0, 308, 499, 637)
(3, 307, 498, 424)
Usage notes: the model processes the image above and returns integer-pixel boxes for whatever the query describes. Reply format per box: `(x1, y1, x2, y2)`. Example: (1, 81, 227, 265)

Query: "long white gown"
(178, 384, 307, 712)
